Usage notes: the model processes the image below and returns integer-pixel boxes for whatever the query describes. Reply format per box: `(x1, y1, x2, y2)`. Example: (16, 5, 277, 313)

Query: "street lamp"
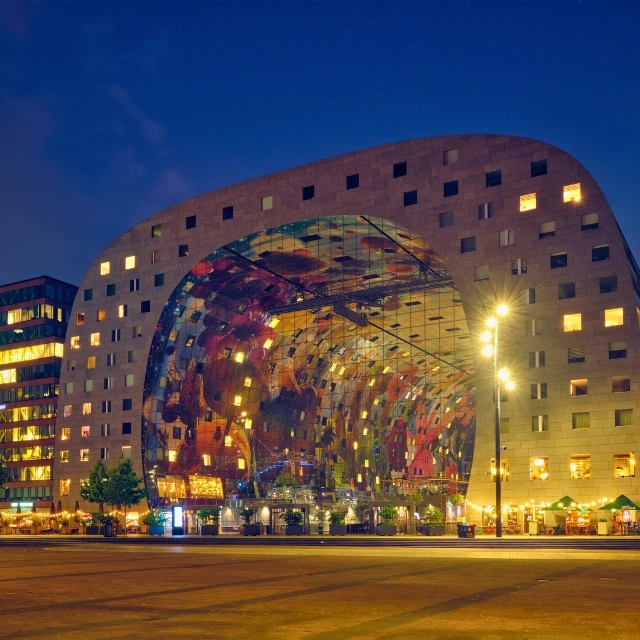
(482, 305, 514, 538)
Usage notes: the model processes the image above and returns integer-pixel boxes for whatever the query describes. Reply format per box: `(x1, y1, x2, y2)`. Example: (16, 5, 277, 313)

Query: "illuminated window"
(60, 450, 69, 463)
(168, 450, 177, 462)
(530, 456, 548, 480)
(238, 458, 246, 470)
(615, 409, 633, 427)
(86, 356, 96, 369)
(261, 195, 273, 210)
(222, 206, 234, 220)
(531, 159, 547, 177)
(486, 170, 501, 187)
(100, 262, 110, 276)
(612, 377, 631, 393)
(90, 333, 100, 346)
(443, 180, 458, 197)
(443, 148, 458, 165)
(82, 402, 91, 415)
(76, 313, 85, 326)
(122, 446, 131, 460)
(70, 336, 80, 349)
(63, 405, 72, 417)
(97, 309, 106, 321)
(563, 183, 581, 202)
(118, 304, 127, 318)
(609, 341, 627, 359)
(439, 211, 454, 228)
(224, 435, 232, 447)
(570, 455, 590, 480)
(125, 256, 136, 270)
(499, 230, 514, 246)
(531, 415, 548, 432)
(614, 453, 635, 478)
(605, 308, 624, 327)
(80, 449, 89, 462)
(563, 314, 582, 332)
(202, 454, 211, 466)
(572, 412, 590, 429)
(478, 202, 494, 219)
(581, 213, 598, 230)
(124, 374, 134, 387)
(60, 479, 70, 496)
(151, 224, 162, 238)
(520, 193, 536, 212)
(570, 379, 588, 396)
(0, 369, 17, 384)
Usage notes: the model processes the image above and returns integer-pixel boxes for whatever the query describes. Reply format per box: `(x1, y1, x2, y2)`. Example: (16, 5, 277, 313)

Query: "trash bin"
(528, 521, 540, 535)
(457, 523, 476, 538)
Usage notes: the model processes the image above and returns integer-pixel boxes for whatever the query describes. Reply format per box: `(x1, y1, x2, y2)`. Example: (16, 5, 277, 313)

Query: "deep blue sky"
(1, 2, 639, 286)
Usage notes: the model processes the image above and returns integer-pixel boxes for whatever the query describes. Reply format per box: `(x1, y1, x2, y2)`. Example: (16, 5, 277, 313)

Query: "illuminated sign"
(172, 505, 184, 528)
(188, 476, 224, 499)
(10, 502, 34, 507)
(0, 404, 5, 410)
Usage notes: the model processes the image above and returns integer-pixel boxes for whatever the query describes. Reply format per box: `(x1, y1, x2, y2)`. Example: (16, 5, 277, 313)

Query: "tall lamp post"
(481, 304, 514, 538)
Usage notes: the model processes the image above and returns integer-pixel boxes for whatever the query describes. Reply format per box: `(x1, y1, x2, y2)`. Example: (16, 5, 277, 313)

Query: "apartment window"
(570, 454, 590, 480)
(101, 424, 111, 437)
(529, 351, 545, 368)
(141, 300, 151, 313)
(521, 288, 536, 305)
(60, 450, 69, 463)
(100, 262, 110, 276)
(67, 359, 76, 372)
(539, 222, 555, 239)
(568, 347, 585, 364)
(613, 453, 635, 477)
(443, 149, 458, 165)
(520, 193, 536, 212)
(499, 418, 509, 434)
(152, 250, 161, 264)
(605, 308, 624, 327)
(106, 353, 116, 366)
(615, 409, 633, 428)
(151, 224, 162, 238)
(592, 245, 610, 262)
(63, 405, 72, 418)
(100, 448, 109, 460)
(570, 379, 588, 396)
(563, 183, 581, 203)
(393, 161, 407, 178)
(118, 305, 127, 319)
(88, 333, 99, 347)
(531, 159, 547, 177)
(125, 374, 134, 387)
(128, 279, 139, 293)
(154, 274, 164, 287)
(65, 382, 74, 394)
(530, 383, 547, 400)
(179, 244, 189, 257)
(97, 309, 106, 321)
(613, 377, 631, 393)
(84, 288, 93, 301)
(302, 185, 315, 201)
(530, 457, 548, 480)
(101, 400, 111, 413)
(581, 213, 598, 231)
(87, 356, 96, 369)
(61, 427, 70, 440)
(460, 237, 476, 253)
(122, 446, 131, 460)
(122, 422, 132, 435)
(443, 180, 458, 197)
(346, 174, 359, 190)
(403, 190, 418, 206)
(609, 341, 627, 359)
(525, 319, 540, 336)
(531, 415, 549, 432)
(478, 202, 494, 219)
(186, 215, 196, 229)
(600, 276, 617, 294)
(474, 265, 489, 281)
(572, 412, 590, 429)
(104, 377, 114, 390)
(125, 256, 136, 270)
(106, 284, 116, 297)
(550, 252, 567, 269)
(511, 259, 527, 275)
(499, 229, 514, 247)
(486, 170, 501, 188)
(111, 329, 121, 342)
(75, 313, 85, 326)
(80, 449, 89, 462)
(84, 380, 93, 392)
(133, 325, 142, 338)
(82, 402, 91, 415)
(558, 282, 576, 300)
(123, 399, 132, 411)
(128, 350, 137, 363)
(439, 211, 454, 228)
(222, 206, 234, 221)
(564, 313, 582, 332)
(261, 196, 273, 210)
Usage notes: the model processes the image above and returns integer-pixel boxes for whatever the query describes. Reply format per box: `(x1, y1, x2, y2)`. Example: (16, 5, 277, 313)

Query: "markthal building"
(55, 135, 640, 533)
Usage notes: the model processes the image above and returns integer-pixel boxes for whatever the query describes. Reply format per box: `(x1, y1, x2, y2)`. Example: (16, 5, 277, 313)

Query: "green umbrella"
(541, 496, 578, 511)
(599, 494, 640, 511)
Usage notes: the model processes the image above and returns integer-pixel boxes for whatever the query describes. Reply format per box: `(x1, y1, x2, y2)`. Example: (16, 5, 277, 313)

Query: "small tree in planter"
(1, 515, 13, 535)
(450, 493, 466, 522)
(58, 514, 71, 534)
(377, 506, 398, 536)
(421, 505, 445, 536)
(198, 507, 221, 535)
(280, 509, 304, 535)
(104, 460, 146, 536)
(239, 508, 259, 536)
(86, 513, 103, 535)
(31, 516, 43, 535)
(328, 511, 347, 536)
(142, 509, 168, 536)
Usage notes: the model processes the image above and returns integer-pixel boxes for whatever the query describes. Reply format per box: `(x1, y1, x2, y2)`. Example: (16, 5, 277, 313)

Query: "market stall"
(599, 495, 640, 535)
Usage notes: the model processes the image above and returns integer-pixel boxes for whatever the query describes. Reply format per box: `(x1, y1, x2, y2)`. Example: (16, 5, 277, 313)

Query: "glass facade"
(142, 216, 475, 507)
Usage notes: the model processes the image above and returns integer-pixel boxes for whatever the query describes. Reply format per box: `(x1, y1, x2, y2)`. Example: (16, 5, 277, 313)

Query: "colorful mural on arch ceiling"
(142, 215, 475, 504)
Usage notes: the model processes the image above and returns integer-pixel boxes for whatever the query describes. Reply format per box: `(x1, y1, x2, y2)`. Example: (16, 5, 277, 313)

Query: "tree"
(104, 459, 146, 533)
(79, 460, 109, 513)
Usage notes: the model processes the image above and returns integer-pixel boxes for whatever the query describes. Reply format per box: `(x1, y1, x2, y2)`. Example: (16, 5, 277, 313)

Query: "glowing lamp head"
(481, 330, 492, 343)
(497, 304, 508, 317)
(487, 317, 497, 328)
(482, 344, 493, 357)
(505, 380, 515, 391)
(498, 367, 510, 381)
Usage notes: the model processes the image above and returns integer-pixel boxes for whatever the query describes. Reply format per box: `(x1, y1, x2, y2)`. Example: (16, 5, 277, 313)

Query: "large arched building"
(55, 135, 640, 527)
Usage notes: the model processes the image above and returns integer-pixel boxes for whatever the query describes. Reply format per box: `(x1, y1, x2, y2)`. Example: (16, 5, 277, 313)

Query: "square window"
(61, 427, 71, 439)
(186, 215, 196, 229)
(82, 402, 91, 415)
(499, 229, 514, 247)
(100, 262, 110, 276)
(564, 313, 582, 332)
(261, 196, 273, 210)
(486, 170, 501, 188)
(86, 356, 96, 369)
(609, 341, 627, 359)
(570, 454, 591, 480)
(125, 256, 136, 270)
(173, 427, 182, 439)
(531, 415, 549, 432)
(439, 211, 454, 228)
(520, 193, 536, 212)
(133, 325, 142, 338)
(222, 206, 233, 220)
(615, 409, 633, 427)
(443, 149, 458, 166)
(550, 252, 567, 269)
(84, 289, 93, 302)
(302, 185, 315, 201)
(123, 399, 132, 411)
(97, 309, 106, 321)
(60, 450, 69, 463)
(539, 221, 555, 239)
(81, 426, 90, 438)
(474, 265, 489, 281)
(63, 405, 72, 418)
(613, 453, 635, 477)
(599, 276, 617, 294)
(530, 456, 548, 480)
(461, 237, 476, 253)
(346, 174, 359, 190)
(154, 273, 164, 287)
(529, 351, 545, 368)
(152, 250, 161, 264)
(563, 183, 581, 203)
(592, 245, 610, 262)
(151, 224, 162, 238)
(70, 336, 80, 350)
(122, 422, 132, 435)
(67, 359, 76, 372)
(84, 379, 93, 392)
(130, 279, 140, 292)
(570, 379, 588, 396)
(567, 347, 585, 364)
(572, 412, 590, 429)
(76, 313, 85, 326)
(403, 190, 418, 206)
(179, 244, 189, 257)
(118, 304, 127, 318)
(581, 213, 598, 231)
(558, 282, 576, 300)
(612, 377, 631, 393)
(125, 374, 134, 387)
(90, 332, 100, 346)
(443, 180, 458, 197)
(106, 284, 116, 296)
(605, 308, 624, 327)
(141, 300, 151, 313)
(511, 259, 527, 275)
(478, 202, 494, 219)
(393, 161, 407, 178)
(531, 159, 547, 177)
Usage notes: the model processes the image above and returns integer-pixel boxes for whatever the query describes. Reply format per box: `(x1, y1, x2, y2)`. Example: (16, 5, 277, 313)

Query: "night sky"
(1, 2, 639, 287)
